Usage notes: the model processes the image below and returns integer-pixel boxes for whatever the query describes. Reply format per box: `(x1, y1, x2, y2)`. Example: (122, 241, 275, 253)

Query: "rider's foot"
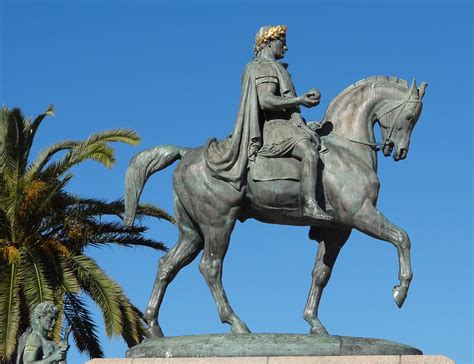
(303, 198, 332, 221)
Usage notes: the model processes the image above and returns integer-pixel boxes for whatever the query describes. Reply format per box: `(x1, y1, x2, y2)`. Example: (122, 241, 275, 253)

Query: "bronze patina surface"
(124, 25, 427, 354)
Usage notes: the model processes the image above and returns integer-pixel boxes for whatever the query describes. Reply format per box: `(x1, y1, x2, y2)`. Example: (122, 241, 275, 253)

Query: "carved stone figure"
(206, 25, 330, 220)
(124, 25, 427, 339)
(16, 302, 70, 364)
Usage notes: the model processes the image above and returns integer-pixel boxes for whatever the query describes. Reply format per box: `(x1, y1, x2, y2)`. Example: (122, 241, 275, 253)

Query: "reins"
(328, 133, 385, 151)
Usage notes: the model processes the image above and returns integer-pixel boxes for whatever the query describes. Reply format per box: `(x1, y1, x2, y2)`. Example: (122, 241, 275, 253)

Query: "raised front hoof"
(231, 321, 251, 334)
(393, 285, 408, 308)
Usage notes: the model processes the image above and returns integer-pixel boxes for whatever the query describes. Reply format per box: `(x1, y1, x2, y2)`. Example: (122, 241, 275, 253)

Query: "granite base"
(87, 355, 454, 363)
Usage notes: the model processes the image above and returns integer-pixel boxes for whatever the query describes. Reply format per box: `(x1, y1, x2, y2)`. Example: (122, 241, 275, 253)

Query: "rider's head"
(254, 25, 287, 60)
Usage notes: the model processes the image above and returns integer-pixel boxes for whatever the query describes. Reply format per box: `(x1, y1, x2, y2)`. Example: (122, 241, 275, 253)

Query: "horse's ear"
(418, 81, 428, 99)
(409, 78, 418, 97)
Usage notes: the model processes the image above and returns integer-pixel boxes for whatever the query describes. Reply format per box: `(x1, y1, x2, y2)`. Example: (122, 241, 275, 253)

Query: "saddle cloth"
(249, 142, 328, 182)
(249, 155, 300, 182)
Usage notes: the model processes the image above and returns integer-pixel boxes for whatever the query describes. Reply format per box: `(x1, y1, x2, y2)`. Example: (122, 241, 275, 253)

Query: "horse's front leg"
(353, 199, 413, 308)
(304, 227, 351, 335)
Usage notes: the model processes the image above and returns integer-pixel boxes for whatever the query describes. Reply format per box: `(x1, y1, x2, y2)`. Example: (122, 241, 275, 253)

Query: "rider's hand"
(308, 88, 321, 102)
(298, 88, 321, 108)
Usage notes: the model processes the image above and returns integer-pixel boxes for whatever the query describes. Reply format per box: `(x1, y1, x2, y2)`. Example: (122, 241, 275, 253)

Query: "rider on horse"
(206, 25, 331, 220)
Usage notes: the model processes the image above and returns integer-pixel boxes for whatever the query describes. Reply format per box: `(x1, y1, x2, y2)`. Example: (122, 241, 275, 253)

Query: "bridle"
(377, 95, 421, 149)
(331, 94, 421, 152)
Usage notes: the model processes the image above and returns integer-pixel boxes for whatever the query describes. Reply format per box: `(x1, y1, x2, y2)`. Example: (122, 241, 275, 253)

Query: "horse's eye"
(406, 114, 413, 121)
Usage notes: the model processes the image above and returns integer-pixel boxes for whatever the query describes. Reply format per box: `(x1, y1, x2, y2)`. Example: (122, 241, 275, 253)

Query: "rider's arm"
(257, 82, 319, 111)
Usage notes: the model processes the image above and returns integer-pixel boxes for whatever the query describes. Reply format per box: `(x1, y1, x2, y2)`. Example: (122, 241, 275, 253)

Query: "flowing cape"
(205, 60, 262, 190)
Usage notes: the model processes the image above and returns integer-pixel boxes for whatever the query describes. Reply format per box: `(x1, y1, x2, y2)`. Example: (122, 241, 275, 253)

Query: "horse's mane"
(326, 76, 410, 117)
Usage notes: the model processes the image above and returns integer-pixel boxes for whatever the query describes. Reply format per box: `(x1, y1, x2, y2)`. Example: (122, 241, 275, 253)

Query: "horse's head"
(378, 79, 427, 161)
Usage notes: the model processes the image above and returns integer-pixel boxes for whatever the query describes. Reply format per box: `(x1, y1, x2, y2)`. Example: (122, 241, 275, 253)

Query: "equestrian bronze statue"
(124, 25, 427, 338)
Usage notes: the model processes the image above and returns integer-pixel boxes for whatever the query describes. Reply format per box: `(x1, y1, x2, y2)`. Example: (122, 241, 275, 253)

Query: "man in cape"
(205, 25, 331, 220)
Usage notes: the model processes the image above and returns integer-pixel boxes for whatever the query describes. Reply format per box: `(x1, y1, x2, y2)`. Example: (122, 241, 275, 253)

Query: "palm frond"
(0, 263, 21, 361)
(65, 254, 123, 337)
(59, 196, 174, 225)
(17, 248, 55, 311)
(39, 129, 140, 180)
(1, 108, 26, 176)
(87, 230, 167, 251)
(63, 292, 103, 358)
(51, 294, 64, 342)
(59, 258, 81, 293)
(26, 140, 79, 178)
(21, 105, 55, 173)
(41, 142, 116, 179)
(136, 203, 175, 223)
(0, 194, 17, 224)
(27, 105, 55, 146)
(84, 129, 140, 146)
(0, 108, 8, 175)
(117, 295, 146, 347)
(93, 236, 167, 251)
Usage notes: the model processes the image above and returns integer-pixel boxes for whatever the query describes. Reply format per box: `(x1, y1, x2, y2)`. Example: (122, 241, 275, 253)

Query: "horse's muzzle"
(394, 148, 408, 161)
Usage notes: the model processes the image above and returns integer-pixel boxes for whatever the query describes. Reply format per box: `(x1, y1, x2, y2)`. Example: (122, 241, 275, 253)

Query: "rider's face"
(271, 37, 287, 59)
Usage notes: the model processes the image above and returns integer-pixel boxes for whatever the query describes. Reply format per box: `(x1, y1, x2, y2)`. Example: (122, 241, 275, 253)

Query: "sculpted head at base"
(31, 301, 59, 337)
(17, 301, 69, 364)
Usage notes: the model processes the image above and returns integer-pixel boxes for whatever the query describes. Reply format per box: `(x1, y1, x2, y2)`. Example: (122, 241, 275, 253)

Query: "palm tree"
(0, 106, 172, 362)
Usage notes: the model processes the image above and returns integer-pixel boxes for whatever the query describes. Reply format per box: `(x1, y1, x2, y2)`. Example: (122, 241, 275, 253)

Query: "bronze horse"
(124, 76, 427, 337)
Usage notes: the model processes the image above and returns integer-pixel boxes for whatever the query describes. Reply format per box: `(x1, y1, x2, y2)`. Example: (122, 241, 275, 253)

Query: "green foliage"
(0, 106, 172, 362)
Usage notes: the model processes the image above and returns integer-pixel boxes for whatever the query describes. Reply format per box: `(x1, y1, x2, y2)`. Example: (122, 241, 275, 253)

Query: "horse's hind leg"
(199, 216, 251, 334)
(144, 196, 203, 338)
(303, 227, 351, 335)
(352, 199, 413, 308)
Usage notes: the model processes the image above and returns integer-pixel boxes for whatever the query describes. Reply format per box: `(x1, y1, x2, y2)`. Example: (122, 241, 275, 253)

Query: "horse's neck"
(325, 84, 378, 170)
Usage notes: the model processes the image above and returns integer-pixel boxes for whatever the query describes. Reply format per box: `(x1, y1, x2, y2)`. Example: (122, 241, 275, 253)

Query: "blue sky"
(1, 0, 472, 363)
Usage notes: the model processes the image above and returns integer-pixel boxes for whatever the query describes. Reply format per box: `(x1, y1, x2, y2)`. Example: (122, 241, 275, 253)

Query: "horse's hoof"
(231, 321, 251, 334)
(393, 285, 407, 308)
(309, 326, 330, 336)
(146, 324, 165, 339)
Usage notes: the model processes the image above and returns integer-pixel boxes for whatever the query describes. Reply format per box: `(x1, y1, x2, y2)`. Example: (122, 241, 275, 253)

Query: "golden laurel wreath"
(255, 25, 287, 49)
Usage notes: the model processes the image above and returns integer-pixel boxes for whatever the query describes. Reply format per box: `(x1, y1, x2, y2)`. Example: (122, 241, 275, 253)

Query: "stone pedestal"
(124, 334, 422, 358)
(86, 334, 454, 364)
(87, 356, 454, 363)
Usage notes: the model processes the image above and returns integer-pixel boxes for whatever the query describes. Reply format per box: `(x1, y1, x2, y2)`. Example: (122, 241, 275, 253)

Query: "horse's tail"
(124, 144, 189, 226)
